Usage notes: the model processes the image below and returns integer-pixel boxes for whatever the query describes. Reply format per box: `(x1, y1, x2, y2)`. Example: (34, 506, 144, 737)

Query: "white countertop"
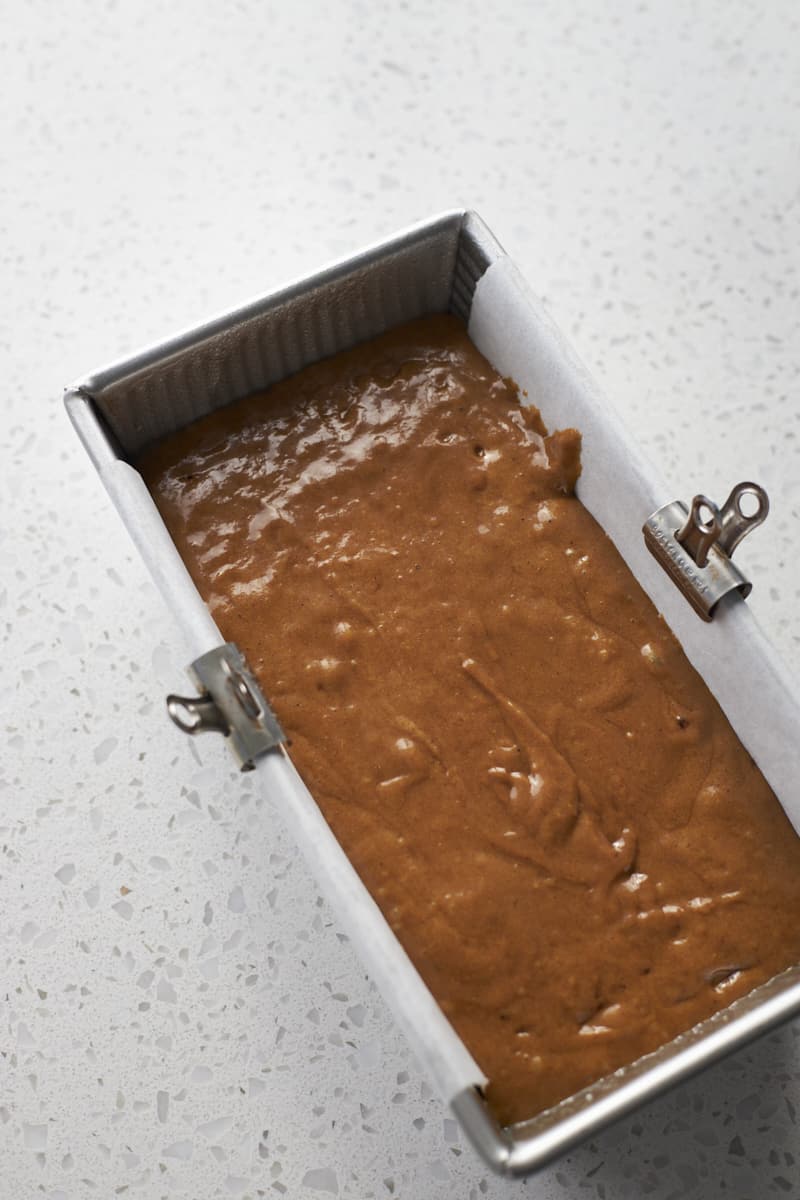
(3, 2, 800, 1197)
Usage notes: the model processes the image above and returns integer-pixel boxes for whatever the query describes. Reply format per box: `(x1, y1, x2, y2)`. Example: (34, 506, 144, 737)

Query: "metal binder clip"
(643, 482, 768, 622)
(166, 642, 285, 770)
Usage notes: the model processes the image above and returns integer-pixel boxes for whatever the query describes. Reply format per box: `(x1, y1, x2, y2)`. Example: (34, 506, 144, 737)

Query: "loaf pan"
(64, 210, 800, 1176)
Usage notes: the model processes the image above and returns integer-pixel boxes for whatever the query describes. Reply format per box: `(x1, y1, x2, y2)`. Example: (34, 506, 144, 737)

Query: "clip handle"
(166, 693, 228, 735)
(676, 495, 721, 569)
(717, 482, 769, 558)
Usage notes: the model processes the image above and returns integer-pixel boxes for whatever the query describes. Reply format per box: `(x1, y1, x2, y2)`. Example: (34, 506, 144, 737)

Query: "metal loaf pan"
(65, 210, 800, 1176)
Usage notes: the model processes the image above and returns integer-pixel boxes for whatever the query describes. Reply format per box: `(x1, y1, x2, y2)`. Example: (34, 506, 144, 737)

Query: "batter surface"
(139, 315, 800, 1125)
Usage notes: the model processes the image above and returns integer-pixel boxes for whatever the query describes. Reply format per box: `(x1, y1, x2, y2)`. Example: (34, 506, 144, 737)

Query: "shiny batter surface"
(139, 315, 800, 1125)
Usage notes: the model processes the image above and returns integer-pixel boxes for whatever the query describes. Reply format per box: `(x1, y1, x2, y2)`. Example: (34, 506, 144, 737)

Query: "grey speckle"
(93, 737, 118, 765)
(302, 1167, 339, 1194)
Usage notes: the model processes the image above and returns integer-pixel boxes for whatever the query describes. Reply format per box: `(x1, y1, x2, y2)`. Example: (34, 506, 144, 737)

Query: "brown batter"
(139, 315, 800, 1126)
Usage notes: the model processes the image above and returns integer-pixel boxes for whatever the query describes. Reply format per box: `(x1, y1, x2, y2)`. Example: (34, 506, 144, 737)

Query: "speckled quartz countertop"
(3, 2, 800, 1197)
